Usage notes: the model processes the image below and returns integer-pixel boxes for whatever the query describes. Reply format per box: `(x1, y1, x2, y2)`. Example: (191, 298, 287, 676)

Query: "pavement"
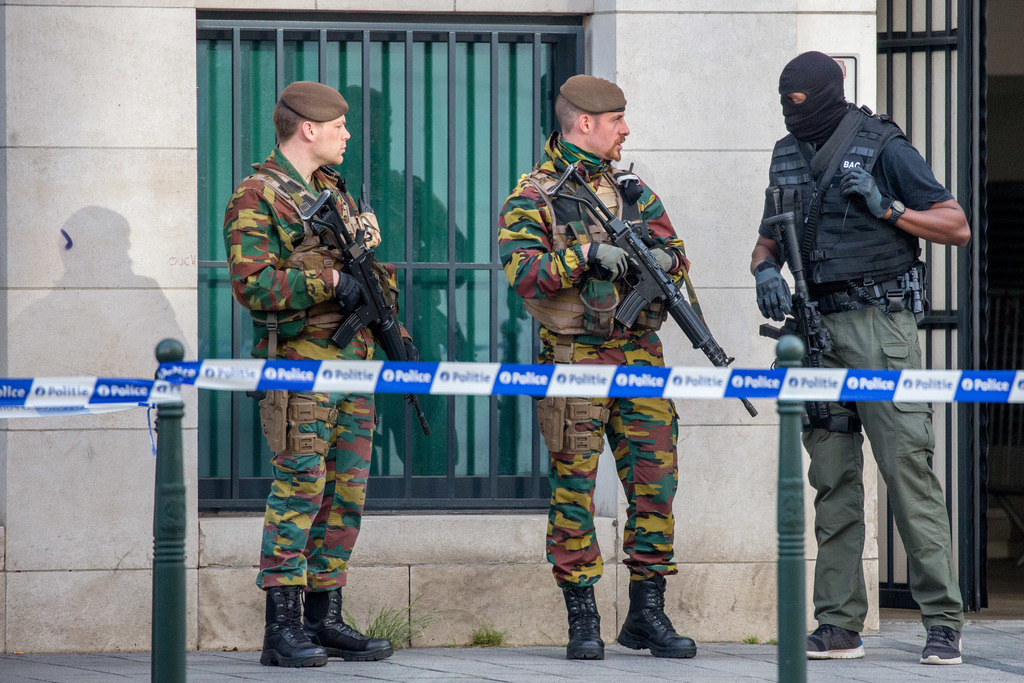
(2, 619, 1024, 682)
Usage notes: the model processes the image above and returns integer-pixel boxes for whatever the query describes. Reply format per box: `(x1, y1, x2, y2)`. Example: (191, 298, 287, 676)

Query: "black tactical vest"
(768, 111, 919, 288)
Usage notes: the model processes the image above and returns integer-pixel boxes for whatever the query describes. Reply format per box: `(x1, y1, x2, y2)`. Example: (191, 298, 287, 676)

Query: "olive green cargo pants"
(803, 306, 964, 633)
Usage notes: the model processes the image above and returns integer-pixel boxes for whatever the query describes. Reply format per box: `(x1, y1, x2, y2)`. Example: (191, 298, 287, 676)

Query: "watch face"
(892, 200, 906, 212)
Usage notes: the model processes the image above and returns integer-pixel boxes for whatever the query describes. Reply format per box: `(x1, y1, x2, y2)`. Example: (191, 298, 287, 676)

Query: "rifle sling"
(800, 108, 868, 270)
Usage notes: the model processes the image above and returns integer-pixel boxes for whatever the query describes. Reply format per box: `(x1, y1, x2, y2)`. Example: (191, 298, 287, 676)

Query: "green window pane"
(497, 42, 536, 202)
(456, 270, 488, 363)
(240, 41, 276, 171)
(412, 40, 449, 263)
(455, 41, 492, 264)
(239, 399, 274, 478)
(499, 395, 537, 476)
(368, 39, 407, 264)
(372, 392, 406, 478)
(498, 276, 534, 365)
(409, 268, 448, 476)
(283, 39, 319, 85)
(329, 41, 364, 193)
(454, 395, 490, 476)
(197, 39, 234, 262)
(198, 268, 232, 478)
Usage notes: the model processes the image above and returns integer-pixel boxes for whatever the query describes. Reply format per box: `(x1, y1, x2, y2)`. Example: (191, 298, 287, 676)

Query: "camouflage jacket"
(498, 132, 697, 345)
(222, 149, 399, 360)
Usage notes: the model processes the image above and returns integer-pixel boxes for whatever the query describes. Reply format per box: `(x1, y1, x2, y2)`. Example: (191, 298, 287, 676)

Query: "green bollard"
(776, 335, 806, 683)
(153, 338, 186, 682)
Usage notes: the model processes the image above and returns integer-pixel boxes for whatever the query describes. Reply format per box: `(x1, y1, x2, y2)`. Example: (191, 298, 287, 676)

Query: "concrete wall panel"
(410, 562, 620, 647)
(4, 7, 195, 149)
(5, 148, 198, 291)
(6, 568, 197, 653)
(6, 288, 197, 379)
(614, 13, 795, 152)
(4, 428, 199, 571)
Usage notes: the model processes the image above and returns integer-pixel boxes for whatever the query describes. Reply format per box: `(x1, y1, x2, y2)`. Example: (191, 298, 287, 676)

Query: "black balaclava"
(778, 51, 849, 145)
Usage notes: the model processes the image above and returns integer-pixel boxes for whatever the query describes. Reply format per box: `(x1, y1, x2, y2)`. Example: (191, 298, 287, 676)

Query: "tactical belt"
(815, 276, 906, 315)
(805, 412, 862, 434)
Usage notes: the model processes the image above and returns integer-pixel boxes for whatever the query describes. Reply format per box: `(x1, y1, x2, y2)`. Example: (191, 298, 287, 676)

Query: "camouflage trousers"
(257, 391, 375, 591)
(539, 331, 679, 587)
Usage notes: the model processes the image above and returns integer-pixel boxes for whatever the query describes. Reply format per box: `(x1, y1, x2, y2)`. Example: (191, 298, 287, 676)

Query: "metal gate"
(196, 15, 584, 512)
(876, 0, 987, 611)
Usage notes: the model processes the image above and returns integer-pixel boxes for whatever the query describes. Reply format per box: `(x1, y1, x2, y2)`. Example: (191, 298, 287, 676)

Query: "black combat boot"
(260, 586, 328, 667)
(617, 574, 697, 658)
(562, 584, 604, 660)
(304, 589, 394, 661)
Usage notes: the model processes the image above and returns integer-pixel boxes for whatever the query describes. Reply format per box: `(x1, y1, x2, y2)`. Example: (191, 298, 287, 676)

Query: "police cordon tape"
(153, 359, 1024, 404)
(2, 361, 1021, 418)
(0, 377, 182, 418)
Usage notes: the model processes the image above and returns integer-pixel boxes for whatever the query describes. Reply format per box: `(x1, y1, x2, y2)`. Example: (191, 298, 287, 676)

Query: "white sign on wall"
(831, 55, 858, 104)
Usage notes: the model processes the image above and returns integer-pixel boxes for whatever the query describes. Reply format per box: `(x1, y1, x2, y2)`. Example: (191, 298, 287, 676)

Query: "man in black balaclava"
(749, 51, 971, 666)
(778, 50, 851, 146)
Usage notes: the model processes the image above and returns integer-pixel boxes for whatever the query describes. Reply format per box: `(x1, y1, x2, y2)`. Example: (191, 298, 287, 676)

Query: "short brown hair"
(555, 94, 587, 134)
(273, 100, 306, 142)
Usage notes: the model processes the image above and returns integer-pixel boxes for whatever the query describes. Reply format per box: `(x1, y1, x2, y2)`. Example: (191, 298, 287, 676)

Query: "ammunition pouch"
(258, 390, 338, 456)
(536, 396, 609, 454)
(580, 279, 619, 338)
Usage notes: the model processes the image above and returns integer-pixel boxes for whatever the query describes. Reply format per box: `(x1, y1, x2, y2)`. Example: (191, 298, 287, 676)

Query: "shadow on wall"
(11, 205, 189, 377)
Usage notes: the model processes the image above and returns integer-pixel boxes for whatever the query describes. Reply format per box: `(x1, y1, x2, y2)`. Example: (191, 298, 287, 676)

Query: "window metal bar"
(362, 30, 371, 190)
(531, 32, 543, 498)
(489, 31, 501, 499)
(230, 28, 245, 502)
(276, 29, 285, 97)
(446, 32, 459, 498)
(404, 29, 415, 500)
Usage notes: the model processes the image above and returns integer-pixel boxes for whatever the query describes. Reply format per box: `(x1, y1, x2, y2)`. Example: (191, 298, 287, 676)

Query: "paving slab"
(0, 619, 1021, 682)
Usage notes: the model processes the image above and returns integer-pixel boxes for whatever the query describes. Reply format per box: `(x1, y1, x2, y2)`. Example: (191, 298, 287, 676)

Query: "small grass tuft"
(741, 635, 761, 645)
(343, 595, 433, 649)
(469, 621, 508, 647)
(767, 638, 778, 645)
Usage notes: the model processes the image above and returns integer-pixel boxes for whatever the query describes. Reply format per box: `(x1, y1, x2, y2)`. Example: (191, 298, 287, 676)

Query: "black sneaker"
(806, 624, 864, 659)
(920, 625, 962, 665)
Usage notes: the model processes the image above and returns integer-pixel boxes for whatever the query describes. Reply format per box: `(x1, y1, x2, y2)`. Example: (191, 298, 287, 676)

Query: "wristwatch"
(885, 197, 906, 225)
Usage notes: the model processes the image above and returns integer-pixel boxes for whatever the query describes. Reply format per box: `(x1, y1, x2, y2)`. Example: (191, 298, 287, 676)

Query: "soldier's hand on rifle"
(651, 248, 674, 273)
(754, 258, 792, 322)
(840, 166, 886, 218)
(333, 270, 364, 311)
(402, 338, 420, 362)
(586, 243, 628, 280)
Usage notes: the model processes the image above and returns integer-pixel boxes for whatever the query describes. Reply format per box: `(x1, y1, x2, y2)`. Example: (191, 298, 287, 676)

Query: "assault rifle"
(758, 187, 833, 427)
(548, 163, 758, 418)
(300, 188, 430, 436)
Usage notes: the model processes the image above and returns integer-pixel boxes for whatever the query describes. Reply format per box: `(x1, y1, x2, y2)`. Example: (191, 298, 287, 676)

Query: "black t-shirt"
(758, 134, 953, 239)
(873, 136, 953, 210)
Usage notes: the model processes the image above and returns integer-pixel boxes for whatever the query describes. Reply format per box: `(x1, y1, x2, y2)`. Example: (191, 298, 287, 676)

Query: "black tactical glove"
(754, 258, 792, 322)
(334, 272, 363, 312)
(587, 243, 628, 280)
(840, 166, 886, 218)
(402, 337, 420, 362)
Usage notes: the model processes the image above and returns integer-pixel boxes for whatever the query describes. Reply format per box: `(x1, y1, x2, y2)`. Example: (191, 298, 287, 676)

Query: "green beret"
(279, 81, 349, 122)
(559, 75, 626, 114)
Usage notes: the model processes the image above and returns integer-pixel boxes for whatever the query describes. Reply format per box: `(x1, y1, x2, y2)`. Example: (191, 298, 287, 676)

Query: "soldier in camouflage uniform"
(223, 81, 408, 668)
(497, 75, 698, 661)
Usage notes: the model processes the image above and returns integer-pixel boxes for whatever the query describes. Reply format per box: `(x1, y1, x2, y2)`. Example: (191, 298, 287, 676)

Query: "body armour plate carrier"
(768, 110, 919, 287)
(520, 170, 665, 336)
(245, 165, 366, 352)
